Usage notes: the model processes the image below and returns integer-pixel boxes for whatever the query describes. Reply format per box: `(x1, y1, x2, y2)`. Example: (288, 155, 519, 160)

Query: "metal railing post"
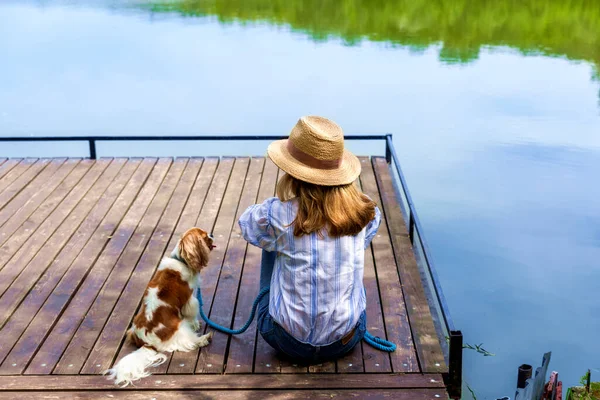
(447, 330, 463, 399)
(408, 212, 415, 243)
(89, 139, 97, 159)
(385, 133, 393, 163)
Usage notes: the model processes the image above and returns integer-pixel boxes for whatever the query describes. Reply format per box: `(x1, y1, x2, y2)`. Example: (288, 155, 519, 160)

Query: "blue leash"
(196, 286, 396, 352)
(363, 331, 396, 352)
(198, 286, 270, 335)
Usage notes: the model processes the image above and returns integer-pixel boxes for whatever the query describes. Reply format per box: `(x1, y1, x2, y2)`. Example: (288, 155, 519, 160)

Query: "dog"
(105, 227, 215, 386)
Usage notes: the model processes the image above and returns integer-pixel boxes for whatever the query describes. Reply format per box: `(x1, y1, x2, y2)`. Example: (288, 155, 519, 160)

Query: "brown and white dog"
(106, 227, 215, 386)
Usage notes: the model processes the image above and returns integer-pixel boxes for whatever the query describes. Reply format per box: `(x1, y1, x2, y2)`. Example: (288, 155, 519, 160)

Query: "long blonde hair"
(277, 173, 376, 237)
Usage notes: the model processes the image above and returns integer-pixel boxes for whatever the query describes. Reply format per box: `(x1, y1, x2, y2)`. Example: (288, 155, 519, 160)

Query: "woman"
(239, 116, 381, 363)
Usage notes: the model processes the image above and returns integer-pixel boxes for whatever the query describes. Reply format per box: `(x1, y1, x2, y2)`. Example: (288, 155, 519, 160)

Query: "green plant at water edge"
(463, 343, 495, 357)
(144, 0, 600, 76)
(466, 382, 478, 400)
(570, 370, 600, 400)
(444, 336, 496, 357)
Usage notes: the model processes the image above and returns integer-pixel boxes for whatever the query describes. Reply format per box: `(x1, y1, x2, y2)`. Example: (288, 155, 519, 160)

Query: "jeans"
(256, 250, 366, 364)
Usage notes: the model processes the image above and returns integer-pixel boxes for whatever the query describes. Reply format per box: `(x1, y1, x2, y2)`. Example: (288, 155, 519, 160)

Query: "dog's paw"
(191, 319, 201, 332)
(197, 331, 213, 347)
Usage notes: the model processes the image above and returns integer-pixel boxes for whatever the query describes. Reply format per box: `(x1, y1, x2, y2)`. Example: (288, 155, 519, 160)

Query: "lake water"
(1, 1, 599, 397)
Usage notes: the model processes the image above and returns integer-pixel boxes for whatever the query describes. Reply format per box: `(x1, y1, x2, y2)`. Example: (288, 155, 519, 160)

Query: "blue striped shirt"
(239, 197, 381, 346)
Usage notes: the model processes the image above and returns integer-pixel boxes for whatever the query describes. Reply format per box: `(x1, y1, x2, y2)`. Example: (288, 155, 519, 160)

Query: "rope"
(363, 331, 396, 352)
(197, 286, 270, 335)
(196, 286, 396, 352)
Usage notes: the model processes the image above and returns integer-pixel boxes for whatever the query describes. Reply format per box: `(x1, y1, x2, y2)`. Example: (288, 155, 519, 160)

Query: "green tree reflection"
(143, 0, 599, 77)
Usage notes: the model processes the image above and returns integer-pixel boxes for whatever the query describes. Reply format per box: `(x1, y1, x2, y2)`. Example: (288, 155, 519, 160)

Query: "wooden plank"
(360, 158, 419, 373)
(0, 373, 446, 390)
(0, 159, 33, 198)
(227, 158, 278, 374)
(0, 389, 447, 399)
(0, 159, 55, 224)
(335, 337, 362, 373)
(81, 158, 203, 374)
(357, 157, 392, 373)
(0, 159, 22, 186)
(372, 157, 446, 373)
(361, 247, 392, 373)
(280, 360, 308, 374)
(53, 159, 185, 374)
(0, 158, 84, 254)
(253, 165, 285, 374)
(308, 361, 336, 373)
(0, 159, 77, 281)
(114, 158, 219, 375)
(0, 159, 132, 371)
(254, 334, 281, 373)
(0, 160, 91, 271)
(196, 157, 263, 374)
(0, 160, 102, 327)
(0, 158, 72, 271)
(23, 158, 164, 375)
(18, 158, 148, 375)
(165, 157, 237, 374)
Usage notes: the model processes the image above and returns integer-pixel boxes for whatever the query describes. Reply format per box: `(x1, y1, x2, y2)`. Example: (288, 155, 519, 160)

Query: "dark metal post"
(447, 330, 463, 399)
(586, 369, 591, 393)
(89, 140, 97, 159)
(385, 134, 393, 163)
(408, 212, 415, 243)
(516, 364, 532, 389)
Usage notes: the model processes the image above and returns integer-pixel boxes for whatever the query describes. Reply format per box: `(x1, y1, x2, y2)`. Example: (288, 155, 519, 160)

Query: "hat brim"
(267, 139, 361, 186)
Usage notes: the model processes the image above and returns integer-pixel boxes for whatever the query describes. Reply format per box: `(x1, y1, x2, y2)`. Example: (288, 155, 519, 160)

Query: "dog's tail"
(104, 344, 167, 387)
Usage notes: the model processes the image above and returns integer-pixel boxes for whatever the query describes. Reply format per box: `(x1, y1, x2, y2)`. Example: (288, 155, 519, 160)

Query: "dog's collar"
(170, 253, 187, 266)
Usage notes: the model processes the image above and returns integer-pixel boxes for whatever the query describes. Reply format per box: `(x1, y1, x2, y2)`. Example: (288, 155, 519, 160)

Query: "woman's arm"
(364, 206, 382, 248)
(238, 197, 277, 252)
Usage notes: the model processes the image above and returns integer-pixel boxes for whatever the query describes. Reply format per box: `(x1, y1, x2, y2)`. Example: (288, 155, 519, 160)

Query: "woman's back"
(239, 196, 381, 346)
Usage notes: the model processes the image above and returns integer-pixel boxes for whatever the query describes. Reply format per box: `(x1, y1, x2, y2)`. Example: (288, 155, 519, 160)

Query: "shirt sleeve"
(238, 197, 277, 252)
(364, 206, 382, 249)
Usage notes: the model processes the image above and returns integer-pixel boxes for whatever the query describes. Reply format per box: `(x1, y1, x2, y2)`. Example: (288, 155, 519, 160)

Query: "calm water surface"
(1, 1, 599, 398)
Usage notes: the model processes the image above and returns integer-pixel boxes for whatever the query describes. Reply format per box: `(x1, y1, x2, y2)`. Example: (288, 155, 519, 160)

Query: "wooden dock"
(0, 156, 449, 399)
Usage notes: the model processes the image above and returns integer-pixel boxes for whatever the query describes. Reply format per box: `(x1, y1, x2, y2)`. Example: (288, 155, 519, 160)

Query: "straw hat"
(267, 116, 361, 186)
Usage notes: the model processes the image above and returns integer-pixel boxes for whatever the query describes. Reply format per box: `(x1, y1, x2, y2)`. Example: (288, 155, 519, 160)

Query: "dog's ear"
(178, 228, 210, 273)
